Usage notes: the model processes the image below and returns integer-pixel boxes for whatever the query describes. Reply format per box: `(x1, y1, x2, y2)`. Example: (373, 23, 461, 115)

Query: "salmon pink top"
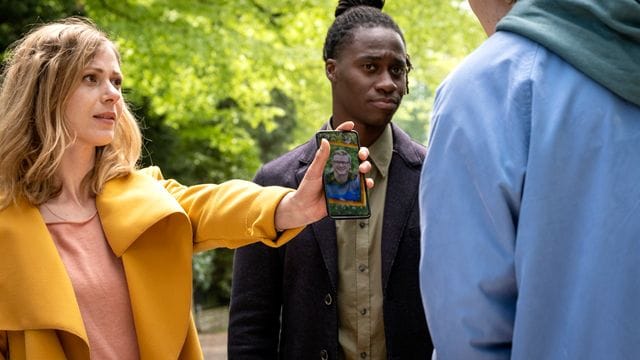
(44, 211, 140, 359)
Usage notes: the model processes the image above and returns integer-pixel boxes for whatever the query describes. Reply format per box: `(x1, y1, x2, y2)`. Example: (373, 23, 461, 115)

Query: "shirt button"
(360, 351, 367, 358)
(360, 308, 367, 315)
(359, 222, 366, 228)
(320, 349, 329, 360)
(358, 264, 367, 272)
(324, 293, 333, 306)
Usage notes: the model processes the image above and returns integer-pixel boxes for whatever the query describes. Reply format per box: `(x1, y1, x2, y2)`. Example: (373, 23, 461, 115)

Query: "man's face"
(327, 26, 408, 131)
(332, 153, 352, 182)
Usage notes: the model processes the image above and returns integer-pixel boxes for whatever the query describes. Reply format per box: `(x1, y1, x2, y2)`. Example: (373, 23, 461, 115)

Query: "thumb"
(306, 138, 330, 181)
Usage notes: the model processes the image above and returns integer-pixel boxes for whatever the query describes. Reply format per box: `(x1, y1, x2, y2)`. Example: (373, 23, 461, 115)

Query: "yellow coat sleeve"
(140, 167, 304, 251)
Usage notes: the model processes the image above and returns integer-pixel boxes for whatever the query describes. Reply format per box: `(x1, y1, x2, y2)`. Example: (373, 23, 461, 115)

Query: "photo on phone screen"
(316, 130, 371, 219)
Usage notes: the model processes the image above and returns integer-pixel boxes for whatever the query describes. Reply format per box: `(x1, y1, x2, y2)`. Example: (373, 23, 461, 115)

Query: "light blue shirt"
(325, 174, 361, 202)
(419, 31, 640, 359)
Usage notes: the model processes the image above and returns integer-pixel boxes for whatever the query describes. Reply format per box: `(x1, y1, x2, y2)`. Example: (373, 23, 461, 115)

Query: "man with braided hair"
(229, 0, 433, 358)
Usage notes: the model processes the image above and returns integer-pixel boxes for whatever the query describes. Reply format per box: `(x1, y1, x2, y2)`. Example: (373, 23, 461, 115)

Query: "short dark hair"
(323, 0, 407, 60)
(323, 0, 412, 91)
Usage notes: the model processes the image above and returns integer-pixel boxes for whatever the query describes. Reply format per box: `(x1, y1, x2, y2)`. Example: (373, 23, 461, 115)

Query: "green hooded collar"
(497, 0, 640, 107)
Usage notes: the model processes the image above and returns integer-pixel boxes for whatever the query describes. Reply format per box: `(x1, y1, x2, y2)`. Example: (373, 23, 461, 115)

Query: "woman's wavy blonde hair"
(0, 17, 141, 209)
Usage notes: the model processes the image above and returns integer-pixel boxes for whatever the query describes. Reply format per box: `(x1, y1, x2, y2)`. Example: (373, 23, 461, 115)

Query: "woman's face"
(64, 44, 123, 149)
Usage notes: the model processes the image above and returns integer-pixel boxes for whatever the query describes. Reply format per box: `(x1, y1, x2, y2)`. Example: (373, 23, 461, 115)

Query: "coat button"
(360, 308, 367, 315)
(320, 349, 329, 360)
(359, 222, 366, 228)
(324, 293, 333, 306)
(358, 263, 367, 272)
(360, 351, 367, 358)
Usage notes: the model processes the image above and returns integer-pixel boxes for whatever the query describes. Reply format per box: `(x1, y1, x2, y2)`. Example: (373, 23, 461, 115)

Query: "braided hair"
(322, 0, 412, 92)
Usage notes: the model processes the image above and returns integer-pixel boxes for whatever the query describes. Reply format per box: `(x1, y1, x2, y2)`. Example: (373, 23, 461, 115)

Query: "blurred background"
(1, 0, 484, 357)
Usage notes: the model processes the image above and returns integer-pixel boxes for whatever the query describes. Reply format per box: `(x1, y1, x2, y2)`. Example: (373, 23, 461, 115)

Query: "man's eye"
(391, 66, 406, 76)
(363, 64, 376, 72)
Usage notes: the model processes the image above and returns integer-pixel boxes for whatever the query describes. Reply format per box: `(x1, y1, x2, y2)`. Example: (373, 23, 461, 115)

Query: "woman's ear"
(325, 59, 337, 82)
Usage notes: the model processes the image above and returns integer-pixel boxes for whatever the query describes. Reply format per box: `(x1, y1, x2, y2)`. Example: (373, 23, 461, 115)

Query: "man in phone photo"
(325, 149, 361, 202)
(228, 1, 433, 359)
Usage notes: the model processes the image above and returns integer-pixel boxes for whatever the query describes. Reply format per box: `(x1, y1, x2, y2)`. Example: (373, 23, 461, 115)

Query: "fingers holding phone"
(274, 124, 373, 229)
(316, 129, 371, 219)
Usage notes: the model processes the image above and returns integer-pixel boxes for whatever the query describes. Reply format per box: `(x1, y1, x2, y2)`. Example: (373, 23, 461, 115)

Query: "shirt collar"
(367, 124, 393, 179)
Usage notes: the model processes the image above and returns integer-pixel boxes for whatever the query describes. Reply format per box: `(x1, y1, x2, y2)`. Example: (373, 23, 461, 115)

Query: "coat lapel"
(295, 141, 339, 291)
(312, 217, 339, 291)
(98, 169, 194, 359)
(0, 199, 89, 356)
(98, 168, 185, 257)
(380, 125, 424, 291)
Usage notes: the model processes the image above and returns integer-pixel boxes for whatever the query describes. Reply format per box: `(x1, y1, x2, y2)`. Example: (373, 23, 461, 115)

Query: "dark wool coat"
(228, 124, 433, 360)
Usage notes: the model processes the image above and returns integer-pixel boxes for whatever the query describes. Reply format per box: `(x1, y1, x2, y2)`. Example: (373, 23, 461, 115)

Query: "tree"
(0, 0, 84, 55)
(1, 0, 485, 306)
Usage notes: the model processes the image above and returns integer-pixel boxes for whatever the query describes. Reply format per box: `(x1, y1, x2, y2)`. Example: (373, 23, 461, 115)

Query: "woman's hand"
(274, 121, 373, 230)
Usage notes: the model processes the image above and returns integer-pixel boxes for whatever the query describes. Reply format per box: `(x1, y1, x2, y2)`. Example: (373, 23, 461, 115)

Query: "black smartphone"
(316, 130, 371, 219)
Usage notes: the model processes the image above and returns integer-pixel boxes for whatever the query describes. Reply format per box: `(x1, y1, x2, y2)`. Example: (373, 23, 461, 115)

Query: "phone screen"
(316, 130, 371, 219)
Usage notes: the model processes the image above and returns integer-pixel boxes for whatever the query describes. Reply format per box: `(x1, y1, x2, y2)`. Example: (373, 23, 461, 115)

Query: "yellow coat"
(0, 167, 302, 359)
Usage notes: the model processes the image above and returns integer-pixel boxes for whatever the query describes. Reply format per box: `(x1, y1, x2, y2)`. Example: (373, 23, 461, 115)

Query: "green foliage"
(193, 248, 234, 307)
(0, 0, 84, 59)
(1, 0, 485, 306)
(85, 0, 330, 182)
(387, 0, 485, 144)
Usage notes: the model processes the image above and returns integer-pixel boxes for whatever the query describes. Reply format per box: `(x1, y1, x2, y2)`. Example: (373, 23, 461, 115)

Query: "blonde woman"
(0, 17, 371, 359)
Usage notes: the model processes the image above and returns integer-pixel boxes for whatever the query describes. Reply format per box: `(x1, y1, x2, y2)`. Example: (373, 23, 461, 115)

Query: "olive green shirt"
(335, 124, 392, 360)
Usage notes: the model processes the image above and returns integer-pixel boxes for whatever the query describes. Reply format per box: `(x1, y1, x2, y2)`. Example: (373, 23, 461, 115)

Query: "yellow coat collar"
(0, 169, 194, 358)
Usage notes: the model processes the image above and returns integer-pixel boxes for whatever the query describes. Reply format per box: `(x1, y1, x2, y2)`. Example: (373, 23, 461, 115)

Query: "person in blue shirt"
(419, 0, 640, 359)
(324, 149, 362, 202)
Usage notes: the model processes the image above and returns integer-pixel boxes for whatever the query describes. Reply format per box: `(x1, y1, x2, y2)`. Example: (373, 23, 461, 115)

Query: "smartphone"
(316, 130, 371, 219)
